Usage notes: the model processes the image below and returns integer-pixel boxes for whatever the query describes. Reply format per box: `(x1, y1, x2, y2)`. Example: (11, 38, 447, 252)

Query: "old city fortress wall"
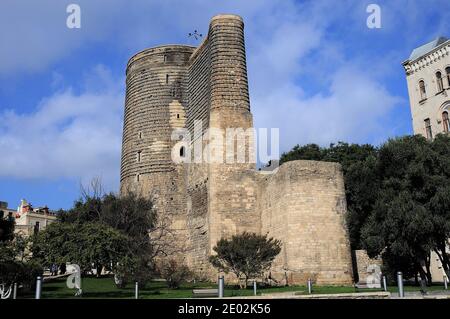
(120, 14, 353, 285)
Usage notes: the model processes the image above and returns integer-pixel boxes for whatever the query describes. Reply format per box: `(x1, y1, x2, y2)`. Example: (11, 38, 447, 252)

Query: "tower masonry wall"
(258, 161, 353, 285)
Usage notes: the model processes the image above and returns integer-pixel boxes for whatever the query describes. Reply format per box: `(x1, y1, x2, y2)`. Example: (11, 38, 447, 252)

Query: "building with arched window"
(403, 37, 450, 138)
(403, 37, 450, 282)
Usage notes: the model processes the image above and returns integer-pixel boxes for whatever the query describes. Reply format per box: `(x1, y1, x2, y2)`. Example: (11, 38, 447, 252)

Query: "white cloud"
(253, 65, 403, 153)
(1, 0, 441, 186)
(0, 65, 124, 189)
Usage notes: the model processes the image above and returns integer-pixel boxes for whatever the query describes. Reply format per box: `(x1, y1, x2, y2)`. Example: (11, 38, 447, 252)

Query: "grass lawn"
(19, 276, 449, 299)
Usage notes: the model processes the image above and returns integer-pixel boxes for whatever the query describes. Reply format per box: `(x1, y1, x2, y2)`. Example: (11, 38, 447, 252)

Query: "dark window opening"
(425, 118, 433, 140)
(166, 74, 169, 84)
(443, 112, 449, 133)
(137, 151, 141, 162)
(436, 72, 444, 92)
(419, 80, 427, 100)
(34, 222, 40, 235)
(446, 67, 450, 87)
(177, 114, 180, 119)
(180, 146, 185, 157)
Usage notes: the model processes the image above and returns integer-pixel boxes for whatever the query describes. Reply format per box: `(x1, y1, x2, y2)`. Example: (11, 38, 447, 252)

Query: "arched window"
(446, 67, 450, 87)
(425, 118, 433, 139)
(436, 72, 444, 92)
(443, 111, 449, 133)
(419, 80, 426, 100)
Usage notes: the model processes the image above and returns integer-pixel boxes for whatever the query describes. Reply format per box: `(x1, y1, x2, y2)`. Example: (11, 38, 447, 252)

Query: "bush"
(160, 259, 191, 289)
(114, 256, 154, 289)
(209, 232, 282, 289)
(0, 260, 43, 292)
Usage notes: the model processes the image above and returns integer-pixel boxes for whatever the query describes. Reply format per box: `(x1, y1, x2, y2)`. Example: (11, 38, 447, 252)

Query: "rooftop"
(408, 36, 449, 62)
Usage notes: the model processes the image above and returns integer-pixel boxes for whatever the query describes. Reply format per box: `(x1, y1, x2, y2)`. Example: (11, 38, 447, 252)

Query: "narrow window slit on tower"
(166, 74, 169, 84)
(137, 151, 141, 162)
(180, 146, 185, 157)
(136, 174, 140, 182)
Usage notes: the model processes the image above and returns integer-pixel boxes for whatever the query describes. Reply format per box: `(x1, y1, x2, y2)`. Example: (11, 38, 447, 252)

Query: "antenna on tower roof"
(188, 30, 203, 41)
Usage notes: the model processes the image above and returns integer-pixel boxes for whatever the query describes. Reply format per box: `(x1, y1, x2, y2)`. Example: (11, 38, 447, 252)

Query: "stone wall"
(258, 161, 353, 285)
(354, 250, 382, 285)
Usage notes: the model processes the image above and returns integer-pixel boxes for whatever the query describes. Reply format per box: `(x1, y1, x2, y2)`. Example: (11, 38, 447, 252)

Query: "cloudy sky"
(0, 0, 449, 210)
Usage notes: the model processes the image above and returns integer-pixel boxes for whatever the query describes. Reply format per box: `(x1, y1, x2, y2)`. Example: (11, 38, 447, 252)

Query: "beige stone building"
(403, 37, 450, 139)
(13, 199, 57, 236)
(403, 37, 450, 283)
(120, 14, 354, 285)
(0, 201, 16, 221)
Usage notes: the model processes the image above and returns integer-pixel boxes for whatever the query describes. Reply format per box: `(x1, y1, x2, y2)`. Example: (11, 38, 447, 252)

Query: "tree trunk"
(425, 254, 432, 286)
(236, 274, 244, 289)
(417, 266, 428, 292)
(435, 245, 450, 279)
(96, 264, 102, 278)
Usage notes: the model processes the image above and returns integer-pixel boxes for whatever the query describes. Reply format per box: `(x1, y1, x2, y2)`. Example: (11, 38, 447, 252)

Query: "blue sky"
(0, 0, 449, 210)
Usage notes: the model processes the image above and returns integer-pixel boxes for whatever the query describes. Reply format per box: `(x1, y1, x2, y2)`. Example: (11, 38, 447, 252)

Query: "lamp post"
(382, 275, 388, 292)
(12, 283, 17, 299)
(397, 272, 404, 298)
(135, 282, 139, 299)
(218, 276, 224, 298)
(444, 275, 448, 290)
(307, 279, 313, 294)
(35, 276, 42, 299)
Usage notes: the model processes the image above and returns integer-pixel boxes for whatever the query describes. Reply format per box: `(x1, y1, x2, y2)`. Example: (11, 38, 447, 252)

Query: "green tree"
(362, 135, 450, 284)
(51, 187, 161, 286)
(0, 234, 42, 290)
(427, 134, 450, 278)
(159, 259, 192, 289)
(209, 232, 282, 289)
(0, 213, 15, 242)
(32, 221, 128, 275)
(280, 144, 323, 163)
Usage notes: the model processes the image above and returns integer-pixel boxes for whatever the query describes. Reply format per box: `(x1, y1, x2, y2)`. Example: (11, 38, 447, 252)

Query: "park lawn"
(21, 276, 448, 299)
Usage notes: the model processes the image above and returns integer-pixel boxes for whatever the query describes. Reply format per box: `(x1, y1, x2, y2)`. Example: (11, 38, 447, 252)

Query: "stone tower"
(120, 14, 354, 285)
(120, 45, 195, 246)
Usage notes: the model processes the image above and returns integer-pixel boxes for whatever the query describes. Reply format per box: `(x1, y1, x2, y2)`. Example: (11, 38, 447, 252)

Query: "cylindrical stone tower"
(206, 15, 260, 261)
(120, 45, 195, 245)
(209, 15, 251, 113)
